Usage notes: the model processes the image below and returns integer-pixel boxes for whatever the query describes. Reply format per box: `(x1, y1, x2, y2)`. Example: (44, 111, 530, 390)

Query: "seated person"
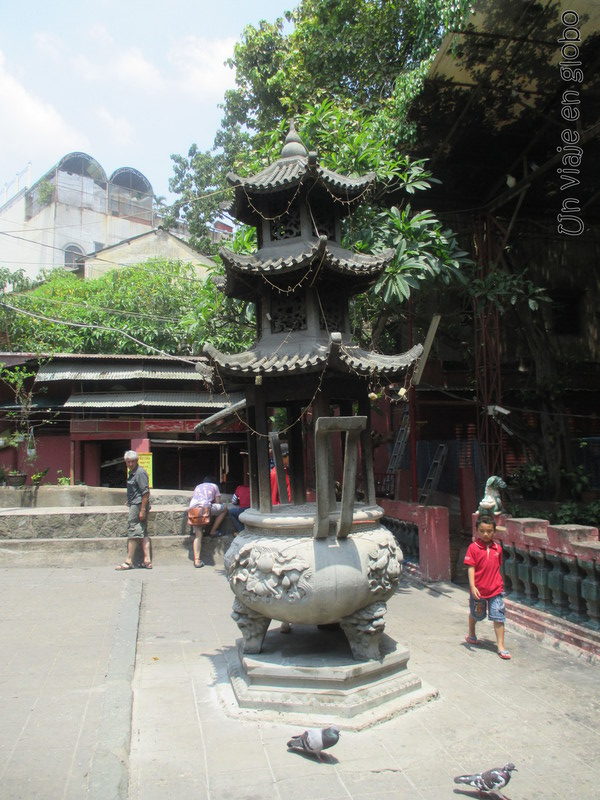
(228, 483, 251, 532)
(188, 476, 227, 568)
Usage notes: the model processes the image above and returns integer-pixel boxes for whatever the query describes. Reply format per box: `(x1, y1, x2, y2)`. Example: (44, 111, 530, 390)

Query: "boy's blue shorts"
(470, 593, 506, 623)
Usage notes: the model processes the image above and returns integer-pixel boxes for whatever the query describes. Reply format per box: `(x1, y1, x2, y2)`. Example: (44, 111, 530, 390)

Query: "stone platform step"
(506, 599, 600, 664)
(222, 624, 437, 730)
(0, 533, 236, 568)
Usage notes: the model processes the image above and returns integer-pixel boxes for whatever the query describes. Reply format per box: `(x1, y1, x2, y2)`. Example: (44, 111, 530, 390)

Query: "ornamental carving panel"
(228, 539, 312, 603)
(367, 539, 402, 594)
(270, 208, 301, 240)
(270, 295, 307, 333)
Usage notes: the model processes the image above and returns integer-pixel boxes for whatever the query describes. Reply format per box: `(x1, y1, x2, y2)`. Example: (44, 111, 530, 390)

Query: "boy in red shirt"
(464, 515, 511, 660)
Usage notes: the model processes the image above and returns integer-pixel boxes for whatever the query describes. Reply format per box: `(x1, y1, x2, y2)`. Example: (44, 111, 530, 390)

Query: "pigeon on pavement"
(454, 762, 517, 799)
(287, 726, 340, 761)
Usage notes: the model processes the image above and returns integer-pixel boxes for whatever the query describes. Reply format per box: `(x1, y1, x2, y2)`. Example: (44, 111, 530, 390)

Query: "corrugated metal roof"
(0, 352, 207, 362)
(64, 391, 242, 409)
(36, 363, 202, 382)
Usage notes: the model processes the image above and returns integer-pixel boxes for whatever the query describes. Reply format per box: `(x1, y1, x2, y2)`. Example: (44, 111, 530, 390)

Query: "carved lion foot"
(340, 601, 387, 661)
(231, 597, 271, 654)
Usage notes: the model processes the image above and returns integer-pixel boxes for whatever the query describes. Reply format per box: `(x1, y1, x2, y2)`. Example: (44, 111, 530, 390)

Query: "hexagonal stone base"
(226, 624, 437, 730)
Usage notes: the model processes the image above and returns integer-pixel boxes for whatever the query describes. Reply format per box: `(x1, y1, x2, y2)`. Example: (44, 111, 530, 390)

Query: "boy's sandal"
(465, 635, 479, 645)
(498, 650, 512, 660)
(115, 561, 134, 570)
(194, 559, 205, 568)
(142, 561, 153, 569)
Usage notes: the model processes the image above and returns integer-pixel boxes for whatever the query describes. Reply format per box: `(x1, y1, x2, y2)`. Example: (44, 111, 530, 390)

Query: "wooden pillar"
(253, 386, 272, 513)
(357, 393, 376, 505)
(288, 403, 305, 504)
(246, 402, 259, 511)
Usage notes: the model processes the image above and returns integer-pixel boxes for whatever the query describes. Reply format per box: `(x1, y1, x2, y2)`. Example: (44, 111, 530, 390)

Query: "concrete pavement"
(0, 559, 598, 800)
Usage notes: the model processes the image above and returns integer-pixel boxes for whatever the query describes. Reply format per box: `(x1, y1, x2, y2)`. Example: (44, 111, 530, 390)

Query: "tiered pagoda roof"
(226, 122, 378, 225)
(202, 123, 423, 385)
(204, 334, 422, 381)
(218, 236, 394, 299)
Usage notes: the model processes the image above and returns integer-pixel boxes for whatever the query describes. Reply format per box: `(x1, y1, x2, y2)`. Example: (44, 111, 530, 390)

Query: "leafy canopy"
(0, 260, 253, 356)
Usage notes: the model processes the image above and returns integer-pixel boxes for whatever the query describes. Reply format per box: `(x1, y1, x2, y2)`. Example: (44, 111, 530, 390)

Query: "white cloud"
(114, 48, 164, 92)
(168, 36, 237, 98)
(95, 107, 134, 146)
(33, 32, 64, 61)
(0, 50, 90, 184)
(87, 23, 114, 47)
(74, 46, 164, 93)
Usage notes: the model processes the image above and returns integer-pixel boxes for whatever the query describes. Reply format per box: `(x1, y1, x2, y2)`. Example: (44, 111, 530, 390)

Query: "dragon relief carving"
(367, 538, 402, 594)
(228, 540, 311, 602)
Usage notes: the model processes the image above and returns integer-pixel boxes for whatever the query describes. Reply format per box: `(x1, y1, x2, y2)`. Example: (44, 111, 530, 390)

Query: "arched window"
(64, 244, 85, 269)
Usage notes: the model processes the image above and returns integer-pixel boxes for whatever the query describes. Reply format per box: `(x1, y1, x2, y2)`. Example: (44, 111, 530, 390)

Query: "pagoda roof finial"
(280, 120, 308, 158)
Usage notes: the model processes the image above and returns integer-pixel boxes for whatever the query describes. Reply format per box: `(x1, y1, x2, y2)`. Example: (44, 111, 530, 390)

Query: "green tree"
(168, 0, 473, 252)
(0, 260, 253, 356)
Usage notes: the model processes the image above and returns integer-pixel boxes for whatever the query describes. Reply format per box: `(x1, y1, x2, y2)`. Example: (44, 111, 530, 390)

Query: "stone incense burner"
(199, 123, 422, 662)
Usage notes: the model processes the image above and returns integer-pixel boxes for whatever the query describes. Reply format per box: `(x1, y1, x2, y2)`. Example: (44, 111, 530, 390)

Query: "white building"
(0, 152, 158, 277)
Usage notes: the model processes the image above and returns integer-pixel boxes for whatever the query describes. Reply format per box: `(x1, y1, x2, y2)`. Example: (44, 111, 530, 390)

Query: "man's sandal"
(194, 559, 205, 568)
(115, 561, 134, 570)
(142, 561, 153, 569)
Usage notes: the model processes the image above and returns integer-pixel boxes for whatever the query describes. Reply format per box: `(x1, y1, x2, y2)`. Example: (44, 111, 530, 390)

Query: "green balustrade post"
(578, 558, 600, 630)
(531, 550, 552, 611)
(547, 553, 568, 616)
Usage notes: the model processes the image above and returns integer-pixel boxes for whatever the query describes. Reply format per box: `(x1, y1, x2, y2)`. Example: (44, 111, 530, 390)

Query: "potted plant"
(31, 468, 49, 486)
(6, 469, 27, 487)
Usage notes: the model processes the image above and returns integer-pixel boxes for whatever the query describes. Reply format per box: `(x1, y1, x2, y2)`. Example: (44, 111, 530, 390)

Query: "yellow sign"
(137, 452, 153, 488)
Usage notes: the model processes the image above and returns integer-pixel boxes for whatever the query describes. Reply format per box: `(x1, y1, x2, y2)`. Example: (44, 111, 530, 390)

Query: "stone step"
(0, 533, 236, 568)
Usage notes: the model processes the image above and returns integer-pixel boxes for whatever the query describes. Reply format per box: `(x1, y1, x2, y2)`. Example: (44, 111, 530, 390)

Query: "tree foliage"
(0, 261, 253, 356)
(169, 0, 474, 253)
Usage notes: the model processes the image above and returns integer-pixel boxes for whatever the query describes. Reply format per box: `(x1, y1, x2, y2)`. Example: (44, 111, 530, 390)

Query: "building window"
(64, 245, 85, 270)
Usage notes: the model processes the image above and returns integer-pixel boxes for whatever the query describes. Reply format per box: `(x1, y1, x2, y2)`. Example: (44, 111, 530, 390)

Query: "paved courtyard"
(0, 561, 598, 799)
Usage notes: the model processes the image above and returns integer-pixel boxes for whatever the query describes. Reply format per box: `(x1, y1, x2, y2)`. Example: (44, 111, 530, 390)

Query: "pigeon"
(287, 725, 340, 761)
(454, 763, 517, 799)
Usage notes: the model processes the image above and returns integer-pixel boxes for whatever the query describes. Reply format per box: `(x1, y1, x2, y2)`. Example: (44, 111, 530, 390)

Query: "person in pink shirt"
(464, 515, 511, 660)
(188, 476, 227, 568)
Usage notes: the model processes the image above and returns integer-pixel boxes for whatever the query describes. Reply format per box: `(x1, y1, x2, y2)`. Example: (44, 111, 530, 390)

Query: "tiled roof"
(203, 336, 422, 380)
(219, 238, 393, 280)
(227, 158, 376, 196)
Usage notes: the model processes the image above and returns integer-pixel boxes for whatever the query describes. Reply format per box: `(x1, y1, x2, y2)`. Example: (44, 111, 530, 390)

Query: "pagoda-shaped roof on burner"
(204, 333, 422, 381)
(226, 122, 378, 225)
(218, 236, 394, 300)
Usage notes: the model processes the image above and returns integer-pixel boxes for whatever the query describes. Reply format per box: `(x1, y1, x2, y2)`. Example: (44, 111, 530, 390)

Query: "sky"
(0, 0, 292, 202)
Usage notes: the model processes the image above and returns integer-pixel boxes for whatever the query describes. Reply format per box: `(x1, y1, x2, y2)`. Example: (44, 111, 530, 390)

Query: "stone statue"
(478, 475, 506, 515)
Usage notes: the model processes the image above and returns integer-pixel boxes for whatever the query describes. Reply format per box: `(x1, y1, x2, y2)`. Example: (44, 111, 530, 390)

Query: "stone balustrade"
(379, 499, 451, 581)
(473, 515, 600, 632)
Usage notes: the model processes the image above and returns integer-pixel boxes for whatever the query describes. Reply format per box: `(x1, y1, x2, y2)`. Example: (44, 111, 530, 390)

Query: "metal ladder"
(418, 443, 448, 505)
(381, 407, 410, 495)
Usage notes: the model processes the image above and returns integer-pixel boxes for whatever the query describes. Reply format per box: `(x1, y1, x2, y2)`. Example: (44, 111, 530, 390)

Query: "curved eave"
(227, 160, 377, 198)
(203, 337, 423, 380)
(336, 343, 424, 375)
(218, 239, 393, 298)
